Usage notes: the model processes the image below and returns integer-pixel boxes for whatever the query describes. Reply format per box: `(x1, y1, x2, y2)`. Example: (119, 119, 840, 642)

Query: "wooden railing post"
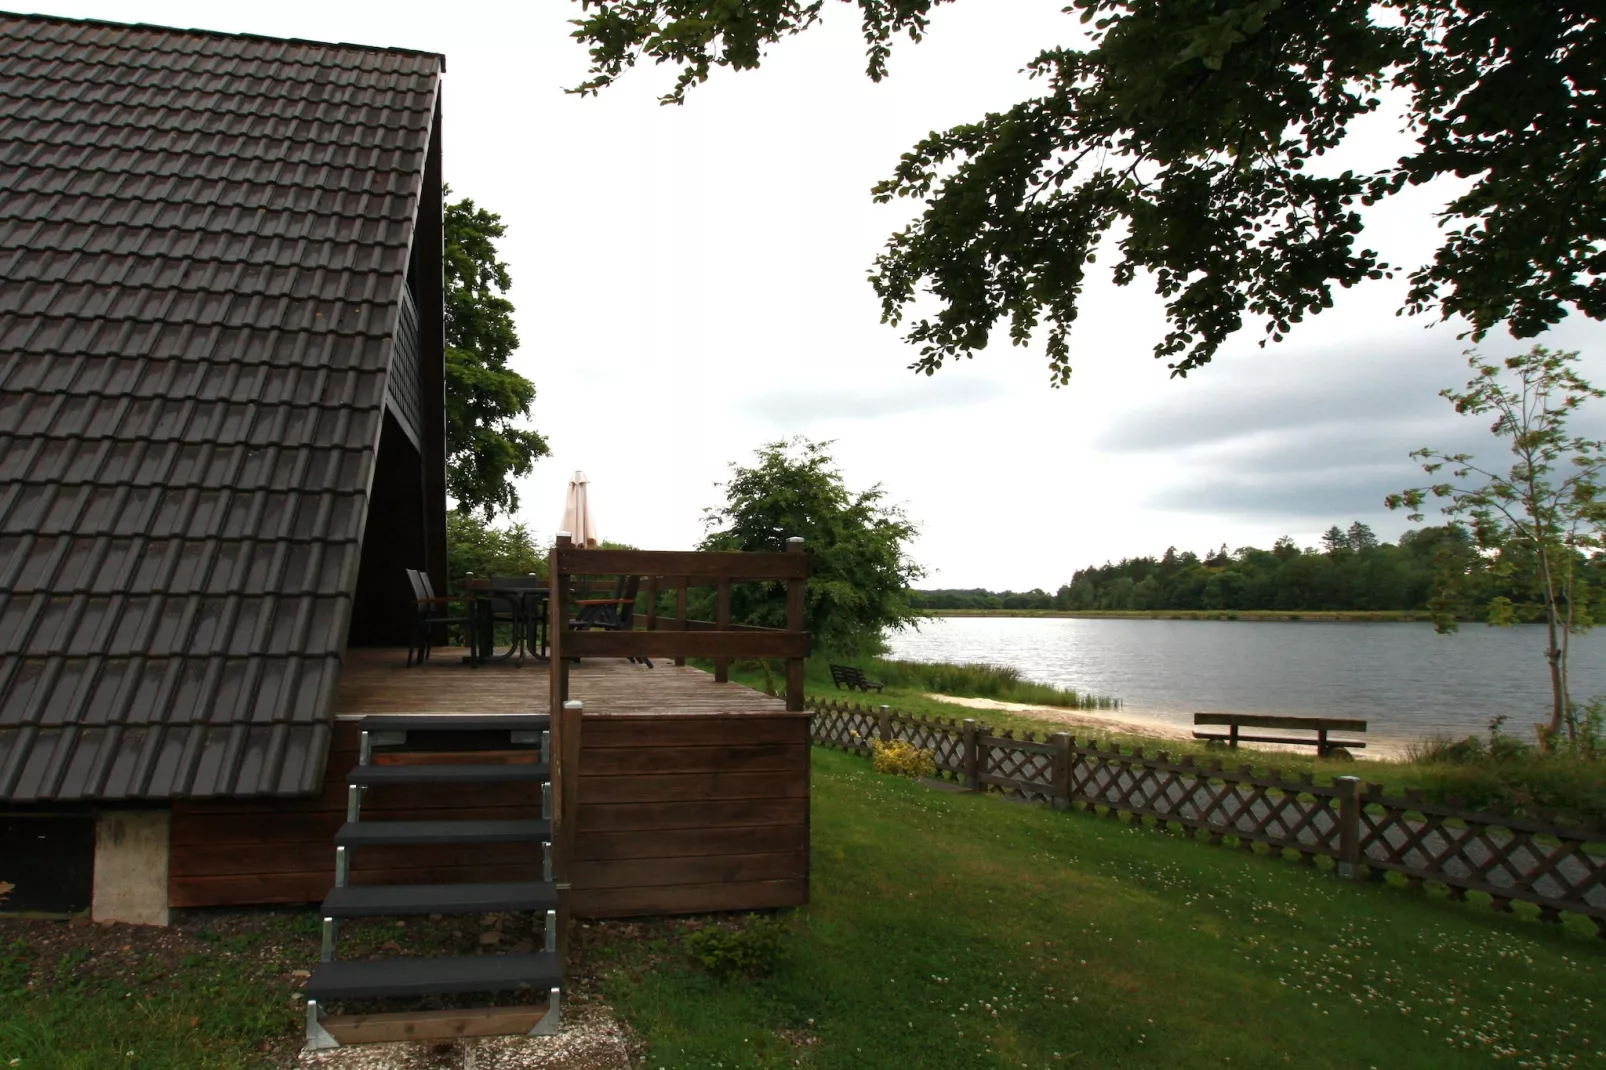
(645, 575, 658, 632)
(714, 578, 731, 683)
(785, 537, 806, 713)
(550, 534, 571, 709)
(1336, 775, 1362, 879)
(554, 698, 583, 967)
(962, 718, 979, 791)
(674, 576, 688, 667)
(1051, 732, 1072, 811)
(877, 704, 892, 745)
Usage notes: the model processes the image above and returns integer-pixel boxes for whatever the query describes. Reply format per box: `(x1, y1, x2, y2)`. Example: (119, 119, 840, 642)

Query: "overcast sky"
(28, 0, 1606, 589)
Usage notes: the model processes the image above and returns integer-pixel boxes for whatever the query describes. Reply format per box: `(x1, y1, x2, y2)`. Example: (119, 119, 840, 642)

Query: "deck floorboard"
(335, 647, 795, 717)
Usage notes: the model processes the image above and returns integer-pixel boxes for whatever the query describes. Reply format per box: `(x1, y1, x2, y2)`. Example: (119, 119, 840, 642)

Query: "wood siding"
(168, 655, 810, 916)
(570, 714, 809, 918)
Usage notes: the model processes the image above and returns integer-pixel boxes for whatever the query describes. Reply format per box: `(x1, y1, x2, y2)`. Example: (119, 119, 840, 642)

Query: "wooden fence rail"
(807, 696, 1606, 937)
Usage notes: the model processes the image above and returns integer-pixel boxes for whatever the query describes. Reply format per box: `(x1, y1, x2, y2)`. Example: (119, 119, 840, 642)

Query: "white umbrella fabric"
(559, 470, 600, 548)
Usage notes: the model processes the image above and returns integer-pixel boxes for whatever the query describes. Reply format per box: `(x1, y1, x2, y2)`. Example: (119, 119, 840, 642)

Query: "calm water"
(884, 617, 1606, 744)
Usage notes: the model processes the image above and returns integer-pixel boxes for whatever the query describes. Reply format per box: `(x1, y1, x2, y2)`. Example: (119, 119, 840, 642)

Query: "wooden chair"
(406, 568, 476, 667)
(571, 574, 651, 667)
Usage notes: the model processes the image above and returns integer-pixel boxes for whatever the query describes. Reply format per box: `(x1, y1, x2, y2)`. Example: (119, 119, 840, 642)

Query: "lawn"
(3, 748, 1601, 1069)
(586, 747, 1603, 1070)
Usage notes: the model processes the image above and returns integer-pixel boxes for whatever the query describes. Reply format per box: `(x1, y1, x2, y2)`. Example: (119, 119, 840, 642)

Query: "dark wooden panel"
(580, 743, 804, 776)
(170, 862, 540, 908)
(582, 717, 805, 748)
(557, 549, 807, 580)
(170, 839, 543, 878)
(579, 771, 807, 804)
(0, 815, 94, 914)
(577, 797, 808, 833)
(570, 878, 807, 918)
(171, 805, 538, 847)
(574, 824, 807, 862)
(573, 851, 806, 890)
(564, 630, 808, 659)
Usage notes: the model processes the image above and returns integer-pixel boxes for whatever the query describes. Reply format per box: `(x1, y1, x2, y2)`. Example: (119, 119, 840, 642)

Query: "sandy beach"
(926, 693, 1412, 759)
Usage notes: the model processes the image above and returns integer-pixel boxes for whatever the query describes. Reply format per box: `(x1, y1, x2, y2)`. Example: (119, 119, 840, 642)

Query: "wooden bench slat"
(1193, 713, 1368, 732)
(1193, 731, 1367, 749)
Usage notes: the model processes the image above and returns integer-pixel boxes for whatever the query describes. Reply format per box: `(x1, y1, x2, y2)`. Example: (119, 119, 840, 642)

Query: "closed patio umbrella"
(560, 470, 599, 548)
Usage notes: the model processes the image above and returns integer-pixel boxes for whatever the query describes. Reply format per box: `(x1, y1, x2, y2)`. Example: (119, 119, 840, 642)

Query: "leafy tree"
(1388, 346, 1606, 748)
(445, 512, 547, 594)
(1346, 521, 1378, 551)
(570, 2, 1604, 383)
(444, 189, 550, 517)
(699, 437, 925, 654)
(1321, 525, 1349, 555)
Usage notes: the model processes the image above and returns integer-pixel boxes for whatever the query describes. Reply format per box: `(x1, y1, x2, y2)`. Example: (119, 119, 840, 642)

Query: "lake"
(883, 616, 1606, 745)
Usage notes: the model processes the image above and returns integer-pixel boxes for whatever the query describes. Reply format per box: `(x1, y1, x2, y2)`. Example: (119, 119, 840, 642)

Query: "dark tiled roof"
(0, 12, 442, 801)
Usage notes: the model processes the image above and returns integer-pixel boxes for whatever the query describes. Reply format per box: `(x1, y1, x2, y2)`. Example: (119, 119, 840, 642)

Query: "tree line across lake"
(912, 522, 1606, 615)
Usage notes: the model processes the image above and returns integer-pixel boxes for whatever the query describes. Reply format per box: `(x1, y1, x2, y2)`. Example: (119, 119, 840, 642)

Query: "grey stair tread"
(306, 953, 562, 1000)
(348, 763, 549, 785)
(335, 819, 551, 846)
(359, 715, 549, 732)
(322, 881, 557, 918)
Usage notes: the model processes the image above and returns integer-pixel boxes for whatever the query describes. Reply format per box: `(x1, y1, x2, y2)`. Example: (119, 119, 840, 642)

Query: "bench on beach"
(829, 663, 885, 693)
(1193, 713, 1367, 758)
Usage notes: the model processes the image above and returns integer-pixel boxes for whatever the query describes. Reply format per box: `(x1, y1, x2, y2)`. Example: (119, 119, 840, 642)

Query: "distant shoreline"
(921, 608, 1444, 622)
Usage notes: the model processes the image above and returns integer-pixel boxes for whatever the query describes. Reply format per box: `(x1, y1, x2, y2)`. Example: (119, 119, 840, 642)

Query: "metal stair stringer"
(304, 713, 563, 1050)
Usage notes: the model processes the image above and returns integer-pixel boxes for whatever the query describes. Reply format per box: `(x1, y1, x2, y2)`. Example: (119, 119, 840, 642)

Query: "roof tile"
(0, 11, 439, 801)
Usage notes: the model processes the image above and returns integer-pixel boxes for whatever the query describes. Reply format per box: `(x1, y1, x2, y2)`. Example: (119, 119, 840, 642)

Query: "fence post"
(1336, 775, 1362, 880)
(1051, 732, 1071, 811)
(549, 535, 571, 708)
(785, 537, 806, 713)
(555, 698, 583, 967)
(877, 704, 892, 745)
(714, 578, 731, 683)
(674, 577, 688, 666)
(962, 718, 979, 791)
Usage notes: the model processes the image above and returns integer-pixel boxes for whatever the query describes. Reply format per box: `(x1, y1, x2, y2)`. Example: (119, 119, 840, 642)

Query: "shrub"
(870, 738, 936, 779)
(683, 915, 789, 980)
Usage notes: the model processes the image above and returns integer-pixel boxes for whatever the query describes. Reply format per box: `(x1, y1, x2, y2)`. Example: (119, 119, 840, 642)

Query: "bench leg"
(1229, 723, 1239, 749)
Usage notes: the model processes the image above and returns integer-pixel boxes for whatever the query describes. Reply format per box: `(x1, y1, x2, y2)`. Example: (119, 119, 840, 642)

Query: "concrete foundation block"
(93, 809, 171, 926)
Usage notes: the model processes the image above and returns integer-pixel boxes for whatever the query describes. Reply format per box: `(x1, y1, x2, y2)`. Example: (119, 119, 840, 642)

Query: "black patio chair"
(406, 568, 476, 667)
(570, 574, 651, 667)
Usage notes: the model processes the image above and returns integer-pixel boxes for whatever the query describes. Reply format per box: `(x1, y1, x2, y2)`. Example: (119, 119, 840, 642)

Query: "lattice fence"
(806, 696, 1606, 935)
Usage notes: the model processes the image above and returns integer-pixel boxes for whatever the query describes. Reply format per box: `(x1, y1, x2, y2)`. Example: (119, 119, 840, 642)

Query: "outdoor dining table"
(464, 576, 549, 665)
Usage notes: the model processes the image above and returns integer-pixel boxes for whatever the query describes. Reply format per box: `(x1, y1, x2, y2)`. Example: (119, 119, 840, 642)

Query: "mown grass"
(0, 911, 317, 1070)
(591, 747, 1603, 1069)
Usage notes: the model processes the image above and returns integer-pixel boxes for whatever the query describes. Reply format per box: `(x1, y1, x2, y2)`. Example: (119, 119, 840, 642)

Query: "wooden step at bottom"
(335, 818, 550, 847)
(348, 763, 549, 786)
(321, 881, 557, 918)
(306, 952, 561, 1000)
(359, 714, 549, 733)
(319, 1003, 556, 1046)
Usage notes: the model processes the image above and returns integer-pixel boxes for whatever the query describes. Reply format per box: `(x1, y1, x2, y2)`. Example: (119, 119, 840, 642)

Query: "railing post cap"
(879, 704, 890, 712)
(786, 536, 805, 545)
(562, 700, 583, 711)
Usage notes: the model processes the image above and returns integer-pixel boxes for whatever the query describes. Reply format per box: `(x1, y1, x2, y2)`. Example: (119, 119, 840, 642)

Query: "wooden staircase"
(304, 714, 563, 1050)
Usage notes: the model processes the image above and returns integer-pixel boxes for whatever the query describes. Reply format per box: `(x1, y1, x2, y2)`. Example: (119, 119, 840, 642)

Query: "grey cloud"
(1147, 467, 1416, 520)
(1098, 336, 1467, 453)
(747, 374, 1012, 425)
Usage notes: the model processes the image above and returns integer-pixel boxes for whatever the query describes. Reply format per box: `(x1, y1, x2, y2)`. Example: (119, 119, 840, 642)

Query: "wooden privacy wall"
(570, 714, 810, 918)
(170, 714, 810, 917)
(810, 697, 1606, 937)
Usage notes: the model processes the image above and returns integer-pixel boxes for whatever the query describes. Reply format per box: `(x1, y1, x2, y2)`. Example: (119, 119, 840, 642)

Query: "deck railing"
(545, 537, 811, 954)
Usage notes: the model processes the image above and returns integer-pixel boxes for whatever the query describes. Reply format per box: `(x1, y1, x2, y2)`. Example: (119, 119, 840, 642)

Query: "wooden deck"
(170, 647, 810, 917)
(334, 647, 795, 717)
